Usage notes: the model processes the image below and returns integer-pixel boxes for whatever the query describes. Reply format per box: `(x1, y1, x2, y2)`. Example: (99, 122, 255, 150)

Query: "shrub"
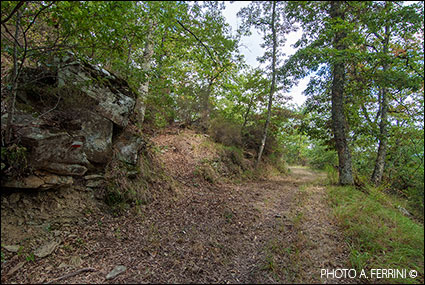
(208, 116, 242, 147)
(1, 144, 31, 178)
(306, 142, 338, 170)
(242, 124, 279, 156)
(328, 185, 424, 284)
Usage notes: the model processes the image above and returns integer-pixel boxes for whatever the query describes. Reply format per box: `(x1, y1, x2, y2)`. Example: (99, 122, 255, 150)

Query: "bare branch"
(1, 1, 25, 25)
(1, 22, 23, 49)
(176, 19, 219, 67)
(45, 268, 96, 284)
(23, 1, 55, 35)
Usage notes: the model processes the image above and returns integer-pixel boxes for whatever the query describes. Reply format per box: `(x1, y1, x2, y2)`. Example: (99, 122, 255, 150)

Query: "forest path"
(2, 129, 353, 284)
(10, 166, 354, 284)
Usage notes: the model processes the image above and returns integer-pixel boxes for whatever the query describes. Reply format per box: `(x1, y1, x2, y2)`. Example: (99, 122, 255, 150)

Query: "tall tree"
(238, 1, 293, 168)
(329, 1, 354, 185)
(283, 1, 368, 185)
(363, 1, 424, 185)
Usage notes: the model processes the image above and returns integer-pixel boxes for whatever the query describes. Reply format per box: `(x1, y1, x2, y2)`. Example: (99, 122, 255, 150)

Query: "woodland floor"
(1, 130, 356, 284)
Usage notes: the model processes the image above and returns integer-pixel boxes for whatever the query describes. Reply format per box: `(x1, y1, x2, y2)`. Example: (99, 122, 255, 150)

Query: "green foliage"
(305, 141, 338, 170)
(324, 164, 338, 185)
(104, 152, 160, 214)
(194, 162, 216, 184)
(1, 144, 31, 178)
(25, 252, 35, 263)
(328, 185, 424, 284)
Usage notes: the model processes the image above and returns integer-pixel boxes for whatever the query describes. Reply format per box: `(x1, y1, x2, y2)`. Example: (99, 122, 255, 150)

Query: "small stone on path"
(34, 240, 60, 258)
(3, 245, 20, 252)
(106, 265, 127, 280)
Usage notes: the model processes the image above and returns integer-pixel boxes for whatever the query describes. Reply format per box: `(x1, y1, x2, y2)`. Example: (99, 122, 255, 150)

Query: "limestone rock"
(57, 57, 135, 128)
(114, 132, 145, 165)
(84, 174, 104, 180)
(65, 110, 113, 164)
(39, 173, 74, 188)
(2, 176, 44, 188)
(2, 53, 145, 189)
(106, 265, 127, 280)
(2, 113, 90, 176)
(2, 171, 73, 189)
(40, 162, 87, 176)
(3, 245, 20, 253)
(34, 240, 60, 258)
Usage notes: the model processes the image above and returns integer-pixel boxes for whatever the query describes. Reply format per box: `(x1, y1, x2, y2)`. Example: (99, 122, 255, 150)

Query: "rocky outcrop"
(1, 171, 73, 189)
(114, 131, 146, 165)
(1, 53, 145, 189)
(56, 54, 136, 127)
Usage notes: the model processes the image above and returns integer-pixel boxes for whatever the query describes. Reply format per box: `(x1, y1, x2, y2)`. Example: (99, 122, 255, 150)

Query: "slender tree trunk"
(200, 80, 212, 130)
(5, 10, 21, 144)
(330, 1, 354, 185)
(256, 1, 277, 168)
(242, 94, 254, 129)
(135, 19, 156, 125)
(371, 25, 391, 186)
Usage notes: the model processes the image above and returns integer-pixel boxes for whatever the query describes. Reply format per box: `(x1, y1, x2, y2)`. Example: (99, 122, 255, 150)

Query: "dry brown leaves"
(1, 129, 355, 284)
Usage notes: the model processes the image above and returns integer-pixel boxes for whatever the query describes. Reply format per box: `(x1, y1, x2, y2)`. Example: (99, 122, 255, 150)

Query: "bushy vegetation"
(208, 116, 242, 147)
(104, 148, 174, 215)
(1, 144, 31, 179)
(328, 185, 424, 284)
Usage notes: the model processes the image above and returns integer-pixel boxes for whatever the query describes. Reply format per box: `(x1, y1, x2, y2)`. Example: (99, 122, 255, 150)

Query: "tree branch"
(45, 267, 96, 284)
(176, 19, 218, 67)
(23, 1, 55, 35)
(1, 1, 25, 25)
(1, 23, 22, 49)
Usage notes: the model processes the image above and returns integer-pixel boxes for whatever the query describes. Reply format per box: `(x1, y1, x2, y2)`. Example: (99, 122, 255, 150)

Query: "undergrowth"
(327, 185, 424, 284)
(104, 146, 175, 215)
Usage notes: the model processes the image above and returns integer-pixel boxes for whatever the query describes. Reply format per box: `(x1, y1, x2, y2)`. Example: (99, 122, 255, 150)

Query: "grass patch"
(328, 185, 424, 284)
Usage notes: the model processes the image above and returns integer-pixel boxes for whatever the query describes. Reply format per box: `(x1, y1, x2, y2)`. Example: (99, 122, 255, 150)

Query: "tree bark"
(256, 1, 277, 168)
(135, 18, 156, 125)
(5, 9, 21, 144)
(330, 1, 354, 185)
(200, 80, 212, 130)
(371, 24, 390, 186)
(242, 94, 254, 129)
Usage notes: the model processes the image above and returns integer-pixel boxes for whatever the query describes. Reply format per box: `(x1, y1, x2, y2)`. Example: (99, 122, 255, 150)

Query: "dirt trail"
(2, 130, 352, 283)
(2, 161, 354, 284)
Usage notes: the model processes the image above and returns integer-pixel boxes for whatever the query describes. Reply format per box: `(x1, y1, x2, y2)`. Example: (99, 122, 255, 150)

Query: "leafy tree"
(238, 1, 294, 168)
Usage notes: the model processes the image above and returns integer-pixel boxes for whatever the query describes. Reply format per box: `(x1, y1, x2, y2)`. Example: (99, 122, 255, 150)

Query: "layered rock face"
(1, 53, 144, 189)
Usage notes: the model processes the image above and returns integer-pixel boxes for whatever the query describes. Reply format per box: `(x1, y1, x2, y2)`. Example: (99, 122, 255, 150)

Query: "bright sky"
(222, 1, 310, 107)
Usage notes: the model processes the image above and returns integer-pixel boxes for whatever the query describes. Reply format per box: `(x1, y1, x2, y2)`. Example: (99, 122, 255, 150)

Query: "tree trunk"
(371, 25, 391, 186)
(135, 19, 156, 125)
(242, 94, 254, 129)
(200, 80, 212, 130)
(5, 9, 21, 144)
(371, 88, 389, 185)
(330, 1, 354, 185)
(256, 1, 277, 168)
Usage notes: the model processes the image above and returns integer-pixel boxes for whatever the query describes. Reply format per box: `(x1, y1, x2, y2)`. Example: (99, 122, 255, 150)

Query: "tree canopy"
(1, 0, 423, 211)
